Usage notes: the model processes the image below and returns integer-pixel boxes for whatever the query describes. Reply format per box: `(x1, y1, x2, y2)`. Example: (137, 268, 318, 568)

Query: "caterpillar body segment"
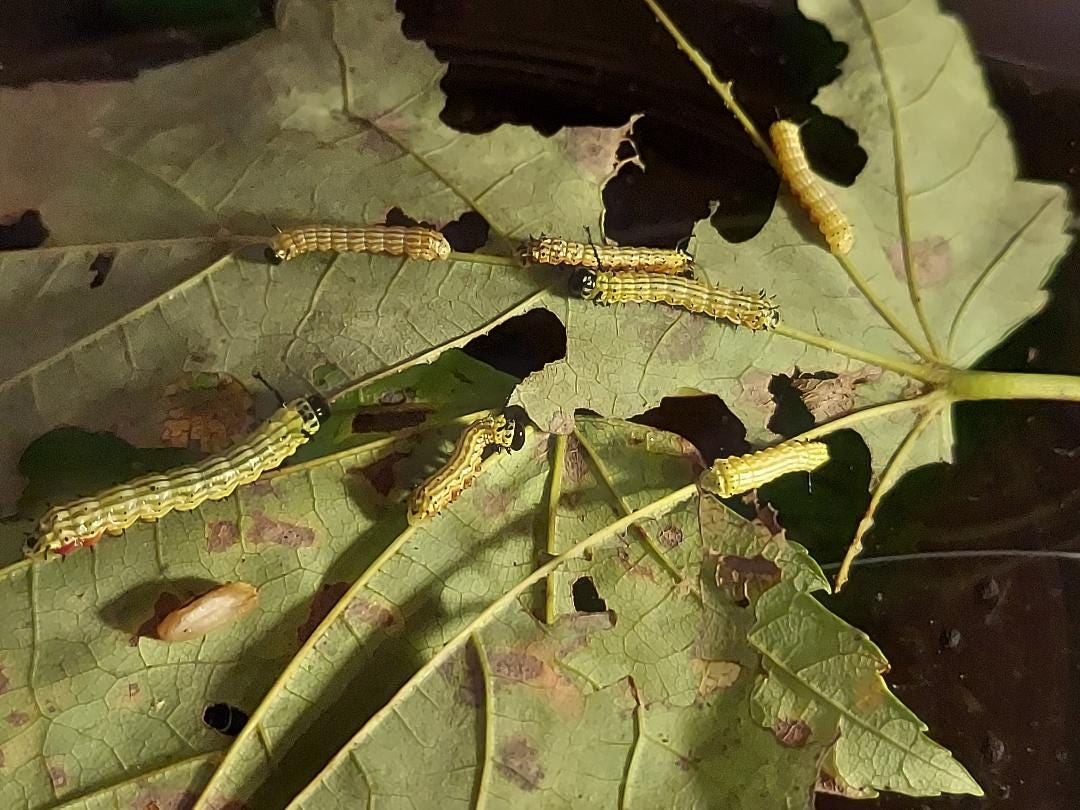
(267, 225, 452, 264)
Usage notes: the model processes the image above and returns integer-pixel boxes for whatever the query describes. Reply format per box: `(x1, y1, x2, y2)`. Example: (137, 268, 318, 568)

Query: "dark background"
(3, 1, 1078, 807)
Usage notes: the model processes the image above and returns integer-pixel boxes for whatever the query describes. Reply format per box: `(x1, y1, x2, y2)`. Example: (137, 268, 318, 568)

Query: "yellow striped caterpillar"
(520, 236, 695, 277)
(769, 120, 853, 256)
(569, 268, 780, 331)
(699, 440, 829, 498)
(28, 395, 331, 558)
(266, 225, 452, 264)
(157, 582, 259, 642)
(407, 412, 525, 525)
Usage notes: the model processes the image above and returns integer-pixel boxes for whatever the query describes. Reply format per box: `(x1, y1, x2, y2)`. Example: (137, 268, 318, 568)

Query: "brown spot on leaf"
(48, 764, 67, 788)
(496, 736, 544, 791)
(655, 314, 710, 364)
(816, 771, 871, 798)
(296, 582, 350, 645)
(489, 652, 545, 683)
(246, 511, 315, 548)
(714, 553, 781, 604)
(351, 403, 431, 434)
(6, 711, 28, 727)
(657, 524, 683, 549)
(127, 683, 140, 700)
(773, 718, 811, 747)
(564, 120, 637, 180)
(206, 520, 239, 553)
(347, 451, 409, 498)
(478, 486, 513, 518)
(345, 598, 402, 635)
(133, 790, 200, 810)
(376, 387, 417, 406)
(886, 236, 952, 288)
(160, 374, 253, 453)
(789, 367, 880, 422)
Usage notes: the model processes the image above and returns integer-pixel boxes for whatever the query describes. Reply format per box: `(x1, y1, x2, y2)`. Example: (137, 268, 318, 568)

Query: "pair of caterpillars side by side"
(407, 412, 526, 525)
(28, 395, 332, 558)
(519, 236, 696, 278)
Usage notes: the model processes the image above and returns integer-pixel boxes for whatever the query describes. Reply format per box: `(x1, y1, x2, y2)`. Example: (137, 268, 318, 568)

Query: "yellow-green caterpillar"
(266, 225, 451, 264)
(521, 235, 694, 277)
(29, 396, 330, 558)
(407, 413, 525, 525)
(699, 441, 829, 498)
(770, 120, 854, 256)
(570, 269, 779, 331)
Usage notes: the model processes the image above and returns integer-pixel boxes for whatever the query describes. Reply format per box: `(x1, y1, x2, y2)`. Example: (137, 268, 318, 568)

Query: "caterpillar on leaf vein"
(569, 268, 780, 331)
(770, 120, 854, 256)
(266, 224, 452, 264)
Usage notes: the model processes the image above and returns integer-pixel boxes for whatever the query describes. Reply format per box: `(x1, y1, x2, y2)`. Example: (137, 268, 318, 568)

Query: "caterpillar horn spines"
(570, 269, 779, 331)
(699, 440, 830, 499)
(28, 396, 331, 558)
(770, 120, 854, 256)
(266, 224, 452, 264)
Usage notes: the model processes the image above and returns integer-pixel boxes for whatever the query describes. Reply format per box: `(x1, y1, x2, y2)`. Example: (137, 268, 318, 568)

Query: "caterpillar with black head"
(407, 412, 526, 525)
(770, 121, 853, 256)
(521, 236, 695, 278)
(266, 225, 451, 264)
(28, 395, 331, 558)
(569, 268, 779, 331)
(699, 440, 829, 499)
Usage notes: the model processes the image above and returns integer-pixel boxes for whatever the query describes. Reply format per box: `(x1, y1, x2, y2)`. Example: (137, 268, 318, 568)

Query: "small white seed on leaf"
(157, 582, 259, 642)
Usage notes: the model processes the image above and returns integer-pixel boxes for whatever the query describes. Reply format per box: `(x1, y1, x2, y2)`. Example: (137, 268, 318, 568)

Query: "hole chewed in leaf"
(351, 404, 432, 434)
(631, 394, 748, 465)
(440, 211, 491, 253)
(464, 308, 567, 380)
(495, 736, 545, 792)
(0, 210, 48, 250)
(571, 576, 608, 614)
(203, 703, 250, 737)
(383, 205, 491, 253)
(87, 252, 115, 288)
